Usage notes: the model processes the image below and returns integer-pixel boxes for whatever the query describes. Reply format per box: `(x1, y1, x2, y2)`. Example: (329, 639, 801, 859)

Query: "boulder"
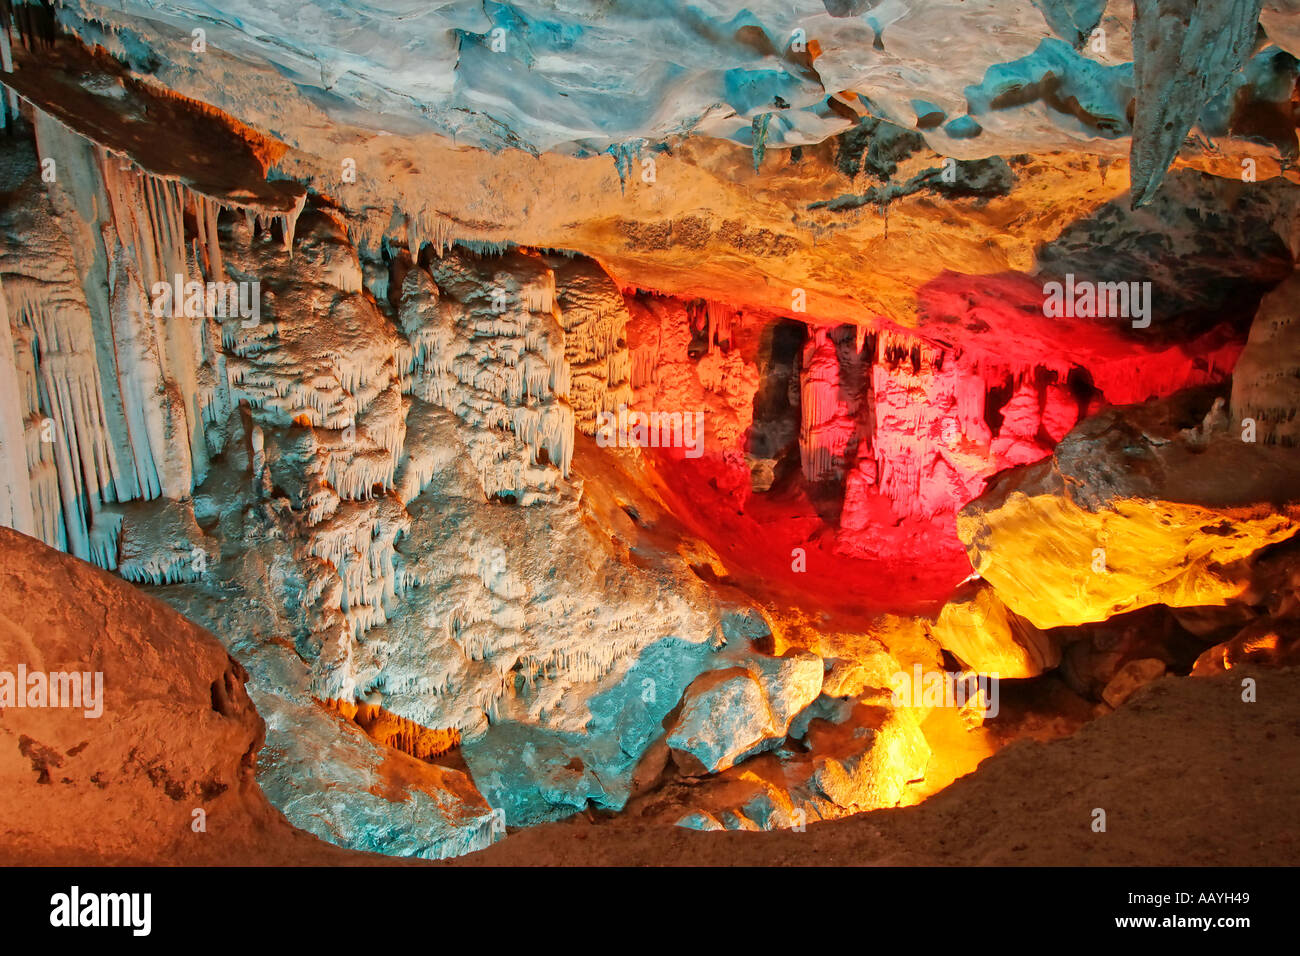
(666, 651, 823, 775)
(1192, 618, 1300, 676)
(1101, 658, 1167, 708)
(809, 706, 931, 810)
(745, 650, 824, 728)
(931, 580, 1059, 678)
(958, 388, 1300, 629)
(821, 645, 900, 701)
(667, 668, 778, 775)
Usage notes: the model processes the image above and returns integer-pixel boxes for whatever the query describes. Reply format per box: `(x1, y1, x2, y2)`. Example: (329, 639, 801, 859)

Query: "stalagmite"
(799, 327, 855, 482)
(4, 6, 1296, 866)
(1232, 271, 1300, 445)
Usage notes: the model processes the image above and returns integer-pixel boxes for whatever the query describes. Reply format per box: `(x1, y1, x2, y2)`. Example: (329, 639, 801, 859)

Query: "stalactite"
(550, 254, 632, 435)
(402, 249, 578, 501)
(605, 140, 645, 193)
(751, 112, 772, 171)
(404, 208, 457, 259)
(0, 278, 33, 537)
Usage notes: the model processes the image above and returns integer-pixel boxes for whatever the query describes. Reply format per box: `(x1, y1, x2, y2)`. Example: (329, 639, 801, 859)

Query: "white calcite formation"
(417, 248, 576, 498)
(822, 326, 1065, 565)
(0, 104, 306, 570)
(50, 0, 1300, 225)
(1232, 271, 1300, 446)
(57, 0, 1057, 157)
(0, 109, 866, 850)
(798, 326, 863, 484)
(549, 253, 633, 435)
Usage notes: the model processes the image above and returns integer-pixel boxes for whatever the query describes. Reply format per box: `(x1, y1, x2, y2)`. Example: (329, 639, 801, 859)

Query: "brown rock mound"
(0, 526, 367, 865)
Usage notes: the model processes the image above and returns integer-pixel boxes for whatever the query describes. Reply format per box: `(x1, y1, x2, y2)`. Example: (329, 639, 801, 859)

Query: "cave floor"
(450, 666, 1300, 866)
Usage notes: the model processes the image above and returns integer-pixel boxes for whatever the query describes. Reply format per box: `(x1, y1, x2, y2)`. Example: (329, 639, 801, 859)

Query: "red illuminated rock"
(3, 2, 1300, 867)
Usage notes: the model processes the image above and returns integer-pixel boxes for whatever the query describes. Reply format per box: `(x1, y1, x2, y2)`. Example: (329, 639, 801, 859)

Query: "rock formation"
(1, 0, 1299, 866)
(0, 526, 361, 864)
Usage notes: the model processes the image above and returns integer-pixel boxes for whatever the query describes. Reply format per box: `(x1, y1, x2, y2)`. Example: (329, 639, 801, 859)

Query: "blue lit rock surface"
(13, 0, 1295, 328)
(667, 651, 823, 774)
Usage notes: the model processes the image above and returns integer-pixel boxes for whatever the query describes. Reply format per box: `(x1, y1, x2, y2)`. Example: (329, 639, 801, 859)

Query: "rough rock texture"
(4, 2, 1300, 863)
(809, 706, 931, 812)
(1193, 617, 1300, 675)
(959, 387, 1300, 629)
(6, 5, 1298, 329)
(667, 652, 822, 774)
(1129, 0, 1264, 207)
(1100, 657, 1166, 707)
(627, 694, 936, 833)
(0, 526, 360, 865)
(454, 666, 1300, 865)
(931, 581, 1059, 677)
(1232, 271, 1300, 446)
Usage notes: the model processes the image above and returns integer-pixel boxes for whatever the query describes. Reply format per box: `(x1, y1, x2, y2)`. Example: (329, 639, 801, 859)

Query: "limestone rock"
(116, 499, 214, 585)
(931, 581, 1060, 678)
(1231, 271, 1300, 447)
(1100, 658, 1167, 708)
(668, 668, 779, 775)
(667, 651, 823, 775)
(0, 526, 330, 863)
(1192, 618, 1300, 675)
(253, 676, 496, 860)
(959, 388, 1300, 629)
(1130, 0, 1263, 207)
(809, 706, 931, 811)
(745, 650, 825, 729)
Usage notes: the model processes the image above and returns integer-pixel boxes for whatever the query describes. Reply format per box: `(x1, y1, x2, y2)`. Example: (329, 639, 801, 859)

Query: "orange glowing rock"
(324, 699, 461, 761)
(930, 581, 1059, 678)
(1100, 658, 1167, 708)
(959, 388, 1300, 630)
(1192, 619, 1300, 676)
(808, 705, 930, 812)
